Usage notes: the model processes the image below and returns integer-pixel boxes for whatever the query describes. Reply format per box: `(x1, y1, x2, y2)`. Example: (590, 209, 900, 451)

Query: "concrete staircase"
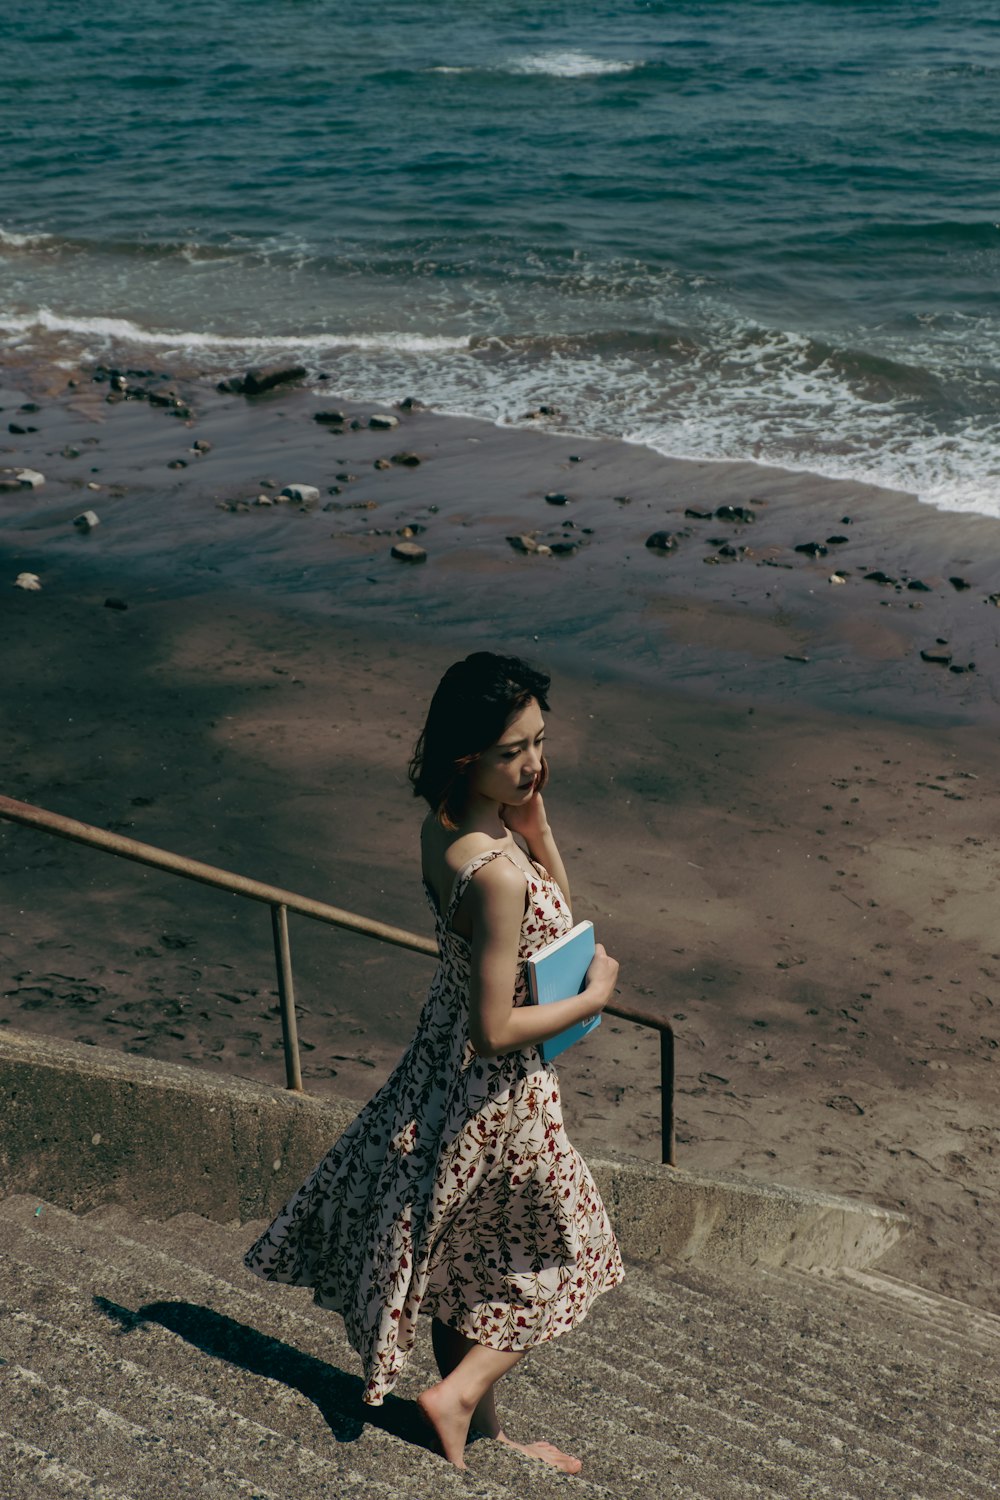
(2, 1195, 998, 1500)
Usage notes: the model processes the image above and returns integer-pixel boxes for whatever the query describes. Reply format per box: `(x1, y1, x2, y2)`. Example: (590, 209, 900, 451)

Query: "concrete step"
(0, 1197, 610, 1500)
(4, 1193, 999, 1500)
(0, 1431, 136, 1500)
(75, 1200, 1000, 1499)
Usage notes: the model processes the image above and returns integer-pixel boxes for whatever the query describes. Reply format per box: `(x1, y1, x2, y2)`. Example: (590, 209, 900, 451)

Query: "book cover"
(526, 919, 600, 1062)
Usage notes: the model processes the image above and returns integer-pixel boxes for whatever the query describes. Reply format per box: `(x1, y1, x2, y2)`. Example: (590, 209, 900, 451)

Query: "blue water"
(2, 0, 999, 513)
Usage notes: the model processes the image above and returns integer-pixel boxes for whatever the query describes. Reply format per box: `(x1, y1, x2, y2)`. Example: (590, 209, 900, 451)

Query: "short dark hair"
(409, 652, 551, 827)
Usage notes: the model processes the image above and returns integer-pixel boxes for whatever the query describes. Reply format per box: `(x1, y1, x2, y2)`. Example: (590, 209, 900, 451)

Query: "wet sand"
(2, 362, 999, 1311)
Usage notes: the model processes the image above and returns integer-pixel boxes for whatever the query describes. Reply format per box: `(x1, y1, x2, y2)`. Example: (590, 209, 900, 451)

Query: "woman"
(244, 652, 624, 1473)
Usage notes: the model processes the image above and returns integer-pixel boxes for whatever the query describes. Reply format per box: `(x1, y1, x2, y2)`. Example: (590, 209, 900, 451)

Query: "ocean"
(2, 0, 998, 516)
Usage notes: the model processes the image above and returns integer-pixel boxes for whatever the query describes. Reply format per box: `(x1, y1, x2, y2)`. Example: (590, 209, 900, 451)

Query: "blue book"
(526, 920, 601, 1062)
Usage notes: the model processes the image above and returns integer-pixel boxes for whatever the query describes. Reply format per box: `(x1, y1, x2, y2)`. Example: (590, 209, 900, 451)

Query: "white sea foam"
(0, 226, 54, 249)
(0, 307, 469, 356)
(506, 52, 638, 78)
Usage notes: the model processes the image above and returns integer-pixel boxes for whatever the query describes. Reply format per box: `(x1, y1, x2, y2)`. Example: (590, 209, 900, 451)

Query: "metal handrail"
(0, 794, 675, 1164)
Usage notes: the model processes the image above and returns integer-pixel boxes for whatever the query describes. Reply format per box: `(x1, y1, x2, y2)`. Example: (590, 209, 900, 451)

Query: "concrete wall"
(0, 1028, 906, 1269)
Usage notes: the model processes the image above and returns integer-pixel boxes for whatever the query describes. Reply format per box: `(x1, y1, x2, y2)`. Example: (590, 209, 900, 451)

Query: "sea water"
(1, 0, 998, 515)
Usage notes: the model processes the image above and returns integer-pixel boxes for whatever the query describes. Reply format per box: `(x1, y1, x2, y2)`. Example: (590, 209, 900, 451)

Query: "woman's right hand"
(584, 943, 619, 1010)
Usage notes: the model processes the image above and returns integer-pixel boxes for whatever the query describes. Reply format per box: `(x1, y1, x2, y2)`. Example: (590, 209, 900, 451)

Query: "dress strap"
(443, 848, 528, 928)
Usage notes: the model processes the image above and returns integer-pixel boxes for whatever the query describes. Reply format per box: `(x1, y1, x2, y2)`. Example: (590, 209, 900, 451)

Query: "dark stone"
(949, 576, 972, 590)
(397, 396, 424, 411)
(784, 653, 810, 663)
(715, 504, 755, 523)
(614, 495, 632, 505)
(391, 451, 422, 467)
(167, 459, 187, 470)
(864, 570, 895, 585)
(507, 534, 547, 554)
(192, 439, 212, 454)
(795, 541, 828, 557)
(545, 492, 571, 505)
(826, 535, 849, 544)
(19, 402, 40, 413)
(373, 458, 392, 471)
(314, 410, 347, 425)
(549, 540, 580, 555)
(920, 648, 952, 665)
(240, 364, 307, 396)
(907, 579, 932, 592)
(645, 531, 680, 553)
(8, 422, 35, 434)
(685, 507, 713, 519)
(104, 598, 128, 611)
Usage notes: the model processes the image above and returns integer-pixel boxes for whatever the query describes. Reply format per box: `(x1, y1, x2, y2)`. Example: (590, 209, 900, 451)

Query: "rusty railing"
(0, 794, 675, 1164)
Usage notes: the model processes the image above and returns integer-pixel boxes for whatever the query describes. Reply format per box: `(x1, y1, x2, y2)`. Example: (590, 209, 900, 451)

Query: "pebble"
(507, 534, 550, 555)
(544, 492, 571, 505)
(104, 598, 128, 611)
(14, 572, 41, 591)
(280, 483, 320, 505)
(794, 541, 827, 557)
(907, 579, 932, 592)
(73, 510, 100, 532)
(715, 504, 756, 523)
(391, 451, 422, 467)
(829, 572, 847, 585)
(167, 459, 187, 470)
(373, 458, 392, 471)
(369, 413, 399, 430)
(645, 531, 680, 553)
(391, 540, 427, 562)
(192, 439, 212, 454)
(920, 647, 952, 665)
(314, 410, 348, 425)
(254, 494, 274, 506)
(16, 468, 45, 489)
(685, 507, 713, 519)
(949, 576, 972, 590)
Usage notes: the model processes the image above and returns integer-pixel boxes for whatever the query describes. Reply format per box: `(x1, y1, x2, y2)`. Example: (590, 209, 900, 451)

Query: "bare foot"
(497, 1432, 583, 1475)
(417, 1385, 474, 1469)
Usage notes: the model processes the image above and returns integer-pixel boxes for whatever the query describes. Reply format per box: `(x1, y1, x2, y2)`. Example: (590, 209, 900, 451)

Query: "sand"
(2, 359, 999, 1312)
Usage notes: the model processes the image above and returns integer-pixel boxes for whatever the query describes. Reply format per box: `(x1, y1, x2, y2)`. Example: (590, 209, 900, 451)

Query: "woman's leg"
(422, 1318, 582, 1474)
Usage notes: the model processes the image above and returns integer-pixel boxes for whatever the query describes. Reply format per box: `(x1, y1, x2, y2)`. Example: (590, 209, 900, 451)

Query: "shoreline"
(2, 360, 1000, 1313)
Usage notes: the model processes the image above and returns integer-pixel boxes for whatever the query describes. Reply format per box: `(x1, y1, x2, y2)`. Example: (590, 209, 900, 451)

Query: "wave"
(0, 226, 55, 250)
(504, 52, 640, 78)
(0, 307, 470, 356)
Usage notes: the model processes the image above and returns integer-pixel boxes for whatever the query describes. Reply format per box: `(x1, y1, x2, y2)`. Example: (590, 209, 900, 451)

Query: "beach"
(2, 361, 999, 1315)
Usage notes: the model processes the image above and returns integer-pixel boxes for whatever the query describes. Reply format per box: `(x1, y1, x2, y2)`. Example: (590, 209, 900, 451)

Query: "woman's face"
(468, 697, 546, 808)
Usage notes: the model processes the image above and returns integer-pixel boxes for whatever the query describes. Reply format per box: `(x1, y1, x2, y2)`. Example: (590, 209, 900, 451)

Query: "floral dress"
(242, 847, 624, 1405)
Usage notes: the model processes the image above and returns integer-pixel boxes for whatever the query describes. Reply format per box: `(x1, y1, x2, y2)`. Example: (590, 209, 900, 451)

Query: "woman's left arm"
(502, 791, 572, 915)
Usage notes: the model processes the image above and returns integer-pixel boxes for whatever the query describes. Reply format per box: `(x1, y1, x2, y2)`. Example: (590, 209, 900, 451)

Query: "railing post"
(660, 1025, 675, 1167)
(270, 902, 304, 1093)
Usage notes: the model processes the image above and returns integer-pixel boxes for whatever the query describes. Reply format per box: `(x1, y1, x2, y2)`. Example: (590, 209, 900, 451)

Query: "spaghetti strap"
(442, 847, 527, 928)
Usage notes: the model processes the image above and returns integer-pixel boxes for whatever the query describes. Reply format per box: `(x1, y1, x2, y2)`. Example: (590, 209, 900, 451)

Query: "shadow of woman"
(94, 1294, 430, 1450)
